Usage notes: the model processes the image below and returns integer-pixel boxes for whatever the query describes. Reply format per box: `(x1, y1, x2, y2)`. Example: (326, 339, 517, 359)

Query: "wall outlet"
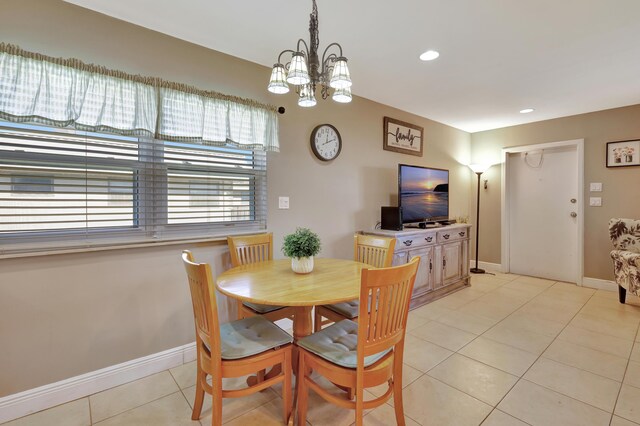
(589, 197, 602, 207)
(590, 182, 603, 192)
(278, 196, 290, 209)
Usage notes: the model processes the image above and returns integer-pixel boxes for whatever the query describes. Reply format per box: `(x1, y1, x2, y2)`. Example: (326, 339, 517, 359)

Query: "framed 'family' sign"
(606, 139, 640, 168)
(383, 117, 423, 157)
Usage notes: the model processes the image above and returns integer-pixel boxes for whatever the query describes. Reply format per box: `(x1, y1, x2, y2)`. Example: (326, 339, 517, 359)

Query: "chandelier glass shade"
(298, 85, 317, 107)
(267, 0, 352, 107)
(286, 53, 311, 86)
(267, 64, 289, 94)
(332, 86, 352, 103)
(329, 57, 351, 89)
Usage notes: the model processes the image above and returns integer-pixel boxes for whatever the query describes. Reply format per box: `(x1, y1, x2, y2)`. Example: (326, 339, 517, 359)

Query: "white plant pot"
(291, 256, 314, 274)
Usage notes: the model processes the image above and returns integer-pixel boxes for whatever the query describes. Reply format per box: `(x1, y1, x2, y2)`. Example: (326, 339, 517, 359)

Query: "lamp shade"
(286, 53, 310, 85)
(329, 57, 352, 89)
(267, 64, 289, 94)
(469, 164, 490, 174)
(298, 85, 317, 107)
(332, 86, 352, 103)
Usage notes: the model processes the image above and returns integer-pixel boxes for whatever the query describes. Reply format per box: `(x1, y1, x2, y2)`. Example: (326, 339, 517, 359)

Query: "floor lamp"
(469, 164, 490, 274)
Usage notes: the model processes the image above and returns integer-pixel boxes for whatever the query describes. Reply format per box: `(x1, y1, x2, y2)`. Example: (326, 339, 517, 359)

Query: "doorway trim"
(501, 139, 584, 285)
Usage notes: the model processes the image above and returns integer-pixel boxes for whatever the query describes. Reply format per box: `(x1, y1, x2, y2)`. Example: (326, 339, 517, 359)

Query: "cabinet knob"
(443, 258, 447, 267)
(459, 232, 465, 237)
(403, 240, 413, 246)
(443, 234, 450, 239)
(429, 260, 433, 271)
(425, 236, 433, 242)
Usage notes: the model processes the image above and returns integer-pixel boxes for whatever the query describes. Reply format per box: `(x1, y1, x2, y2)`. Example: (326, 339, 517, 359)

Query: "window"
(0, 122, 266, 254)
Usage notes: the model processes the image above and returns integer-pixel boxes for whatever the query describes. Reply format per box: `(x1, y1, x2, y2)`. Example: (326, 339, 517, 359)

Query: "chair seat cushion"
(297, 319, 391, 368)
(324, 300, 359, 319)
(219, 316, 292, 360)
(243, 301, 285, 314)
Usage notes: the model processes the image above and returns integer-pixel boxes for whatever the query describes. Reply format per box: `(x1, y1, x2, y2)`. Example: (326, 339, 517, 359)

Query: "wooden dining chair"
(227, 233, 295, 322)
(182, 250, 293, 426)
(296, 256, 420, 426)
(314, 234, 396, 331)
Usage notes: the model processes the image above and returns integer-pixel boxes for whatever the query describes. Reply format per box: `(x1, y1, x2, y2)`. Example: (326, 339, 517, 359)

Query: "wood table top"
(215, 258, 367, 306)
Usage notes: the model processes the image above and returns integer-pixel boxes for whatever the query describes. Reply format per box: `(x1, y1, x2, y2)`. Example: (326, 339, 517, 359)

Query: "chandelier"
(267, 0, 352, 107)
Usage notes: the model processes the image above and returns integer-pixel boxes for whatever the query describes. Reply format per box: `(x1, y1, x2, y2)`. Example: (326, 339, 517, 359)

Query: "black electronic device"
(381, 206, 403, 231)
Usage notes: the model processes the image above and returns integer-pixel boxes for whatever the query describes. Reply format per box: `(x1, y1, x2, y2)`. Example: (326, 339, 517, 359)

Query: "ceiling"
(65, 0, 640, 133)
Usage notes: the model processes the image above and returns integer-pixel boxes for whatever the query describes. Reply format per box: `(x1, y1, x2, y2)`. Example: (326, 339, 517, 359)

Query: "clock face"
(310, 124, 342, 161)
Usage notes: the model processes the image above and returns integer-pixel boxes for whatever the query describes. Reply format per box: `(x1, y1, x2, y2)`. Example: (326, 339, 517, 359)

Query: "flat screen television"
(398, 164, 449, 223)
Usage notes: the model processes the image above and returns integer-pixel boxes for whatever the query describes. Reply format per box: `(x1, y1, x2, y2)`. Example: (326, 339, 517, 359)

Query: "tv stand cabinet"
(364, 224, 471, 309)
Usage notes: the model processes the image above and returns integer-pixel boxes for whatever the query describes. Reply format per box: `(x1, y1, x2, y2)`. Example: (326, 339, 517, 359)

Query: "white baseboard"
(582, 277, 617, 291)
(183, 344, 197, 363)
(469, 260, 503, 272)
(0, 342, 196, 424)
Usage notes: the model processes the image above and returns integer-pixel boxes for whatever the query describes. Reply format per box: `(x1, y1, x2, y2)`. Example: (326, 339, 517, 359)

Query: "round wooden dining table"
(215, 257, 367, 370)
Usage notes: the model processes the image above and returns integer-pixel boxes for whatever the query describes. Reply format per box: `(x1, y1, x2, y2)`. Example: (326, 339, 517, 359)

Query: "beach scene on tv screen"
(400, 167, 449, 222)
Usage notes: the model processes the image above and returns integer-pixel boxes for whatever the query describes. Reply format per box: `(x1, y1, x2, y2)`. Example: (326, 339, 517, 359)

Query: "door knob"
(570, 212, 577, 218)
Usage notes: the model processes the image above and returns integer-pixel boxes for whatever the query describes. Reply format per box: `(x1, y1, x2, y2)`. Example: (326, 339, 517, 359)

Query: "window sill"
(0, 231, 268, 260)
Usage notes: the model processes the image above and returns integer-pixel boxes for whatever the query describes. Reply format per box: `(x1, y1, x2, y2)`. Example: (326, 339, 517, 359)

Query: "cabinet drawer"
(437, 229, 468, 243)
(396, 232, 437, 250)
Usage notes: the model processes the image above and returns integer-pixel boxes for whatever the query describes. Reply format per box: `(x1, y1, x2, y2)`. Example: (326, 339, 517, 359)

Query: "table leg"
(292, 306, 313, 374)
(288, 306, 313, 426)
(247, 306, 312, 388)
(246, 365, 282, 387)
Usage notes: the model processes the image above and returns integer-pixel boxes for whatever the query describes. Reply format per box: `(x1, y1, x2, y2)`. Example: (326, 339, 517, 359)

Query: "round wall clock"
(310, 124, 342, 161)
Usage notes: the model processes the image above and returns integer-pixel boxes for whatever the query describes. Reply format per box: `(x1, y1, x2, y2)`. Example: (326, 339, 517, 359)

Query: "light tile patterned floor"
(4, 272, 640, 426)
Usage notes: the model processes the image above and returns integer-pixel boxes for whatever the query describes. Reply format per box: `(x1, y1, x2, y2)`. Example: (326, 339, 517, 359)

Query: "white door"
(507, 145, 579, 283)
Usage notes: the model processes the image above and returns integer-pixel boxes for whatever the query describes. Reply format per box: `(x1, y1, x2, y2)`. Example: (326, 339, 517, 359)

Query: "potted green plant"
(282, 227, 321, 274)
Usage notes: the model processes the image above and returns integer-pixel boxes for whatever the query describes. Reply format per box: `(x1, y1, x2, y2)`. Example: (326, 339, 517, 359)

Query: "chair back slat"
(354, 234, 396, 267)
(228, 233, 273, 267)
(182, 251, 221, 359)
(357, 257, 419, 359)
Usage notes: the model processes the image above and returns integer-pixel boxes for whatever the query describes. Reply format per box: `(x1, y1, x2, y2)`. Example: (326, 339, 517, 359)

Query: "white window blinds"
(0, 122, 267, 254)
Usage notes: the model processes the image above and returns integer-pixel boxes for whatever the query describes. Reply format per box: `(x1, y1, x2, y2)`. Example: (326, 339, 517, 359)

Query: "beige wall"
(0, 0, 471, 396)
(470, 104, 640, 280)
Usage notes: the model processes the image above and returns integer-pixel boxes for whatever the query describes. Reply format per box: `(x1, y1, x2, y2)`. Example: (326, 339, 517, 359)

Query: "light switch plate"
(589, 197, 602, 207)
(278, 196, 289, 209)
(590, 182, 603, 192)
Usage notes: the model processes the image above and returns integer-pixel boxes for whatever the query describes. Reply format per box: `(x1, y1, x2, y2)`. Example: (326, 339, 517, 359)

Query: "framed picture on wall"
(606, 139, 640, 168)
(383, 117, 423, 157)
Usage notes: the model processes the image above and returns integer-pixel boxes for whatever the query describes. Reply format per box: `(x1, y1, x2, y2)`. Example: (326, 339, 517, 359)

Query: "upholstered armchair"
(609, 218, 640, 303)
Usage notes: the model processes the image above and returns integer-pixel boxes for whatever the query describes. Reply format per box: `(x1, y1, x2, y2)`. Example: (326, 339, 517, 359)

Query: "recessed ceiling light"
(419, 50, 440, 61)
(519, 108, 535, 114)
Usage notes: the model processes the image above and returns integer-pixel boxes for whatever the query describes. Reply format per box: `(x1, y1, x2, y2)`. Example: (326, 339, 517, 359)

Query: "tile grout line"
(420, 279, 552, 337)
(359, 284, 634, 426)
(91, 390, 184, 425)
(413, 280, 561, 379)
(608, 321, 640, 426)
(378, 396, 424, 426)
(499, 290, 623, 422)
(479, 408, 534, 426)
(421, 280, 543, 423)
(536, 352, 625, 383)
(88, 396, 93, 426)
(453, 280, 619, 424)
(404, 278, 563, 425)
(463, 284, 635, 373)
